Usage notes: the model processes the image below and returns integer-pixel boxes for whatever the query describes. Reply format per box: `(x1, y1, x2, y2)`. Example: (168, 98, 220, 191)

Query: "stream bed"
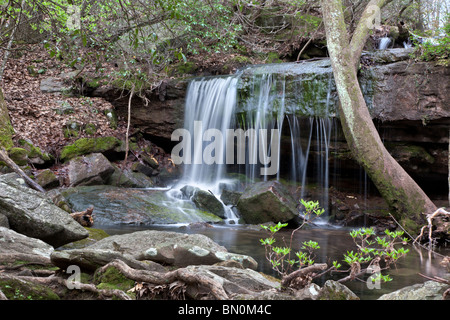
(97, 222, 449, 300)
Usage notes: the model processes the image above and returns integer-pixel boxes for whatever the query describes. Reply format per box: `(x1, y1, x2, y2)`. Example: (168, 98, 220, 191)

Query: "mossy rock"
(18, 139, 52, 162)
(104, 109, 118, 129)
(36, 169, 60, 189)
(61, 227, 110, 249)
(8, 147, 28, 166)
(0, 277, 60, 300)
(59, 136, 122, 162)
(0, 90, 14, 150)
(169, 61, 198, 76)
(94, 265, 135, 293)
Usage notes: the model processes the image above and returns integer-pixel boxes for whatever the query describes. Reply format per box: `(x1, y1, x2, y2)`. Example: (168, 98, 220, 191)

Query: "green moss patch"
(60, 136, 121, 162)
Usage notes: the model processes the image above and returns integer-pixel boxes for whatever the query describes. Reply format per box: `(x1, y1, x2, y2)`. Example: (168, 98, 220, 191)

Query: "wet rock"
(181, 185, 226, 219)
(236, 180, 299, 224)
(61, 185, 222, 225)
(316, 280, 360, 300)
(220, 189, 242, 206)
(0, 173, 88, 247)
(378, 280, 449, 300)
(67, 153, 115, 187)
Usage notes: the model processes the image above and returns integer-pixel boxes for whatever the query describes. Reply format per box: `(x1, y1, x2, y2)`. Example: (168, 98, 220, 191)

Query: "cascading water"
(170, 60, 337, 224)
(378, 37, 392, 50)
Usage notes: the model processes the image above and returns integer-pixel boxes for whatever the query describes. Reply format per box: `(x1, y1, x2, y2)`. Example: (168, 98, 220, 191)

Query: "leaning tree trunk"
(320, 0, 437, 235)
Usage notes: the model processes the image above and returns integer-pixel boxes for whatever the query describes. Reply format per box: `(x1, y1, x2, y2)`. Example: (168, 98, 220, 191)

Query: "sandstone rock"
(378, 280, 449, 300)
(50, 248, 166, 272)
(236, 180, 299, 224)
(181, 185, 226, 219)
(36, 169, 60, 189)
(0, 226, 54, 259)
(61, 185, 222, 225)
(0, 173, 88, 247)
(67, 153, 115, 187)
(316, 280, 360, 300)
(88, 230, 257, 269)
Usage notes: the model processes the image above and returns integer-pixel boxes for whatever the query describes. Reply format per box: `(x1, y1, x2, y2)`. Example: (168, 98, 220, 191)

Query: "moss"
(61, 227, 110, 249)
(8, 147, 28, 166)
(266, 52, 282, 64)
(94, 266, 135, 292)
(104, 109, 118, 129)
(84, 123, 97, 135)
(59, 136, 121, 162)
(0, 89, 14, 150)
(0, 278, 60, 300)
(18, 139, 52, 162)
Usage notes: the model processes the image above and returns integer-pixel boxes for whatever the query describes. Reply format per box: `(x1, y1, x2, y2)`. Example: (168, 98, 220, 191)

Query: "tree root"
(415, 208, 450, 248)
(281, 263, 327, 289)
(99, 259, 229, 300)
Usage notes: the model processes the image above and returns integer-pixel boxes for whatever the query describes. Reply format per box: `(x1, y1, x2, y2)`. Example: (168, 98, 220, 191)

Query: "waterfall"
(181, 75, 239, 191)
(378, 37, 392, 50)
(172, 62, 337, 224)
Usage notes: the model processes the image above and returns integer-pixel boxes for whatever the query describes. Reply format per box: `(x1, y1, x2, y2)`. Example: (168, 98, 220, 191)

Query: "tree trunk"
(0, 88, 14, 150)
(320, 0, 437, 235)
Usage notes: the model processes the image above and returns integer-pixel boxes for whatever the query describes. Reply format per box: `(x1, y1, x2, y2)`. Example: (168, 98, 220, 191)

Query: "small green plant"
(260, 199, 324, 278)
(260, 200, 410, 290)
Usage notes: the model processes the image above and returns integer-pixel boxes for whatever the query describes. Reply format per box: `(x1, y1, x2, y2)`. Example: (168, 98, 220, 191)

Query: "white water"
(169, 69, 336, 224)
(378, 37, 392, 50)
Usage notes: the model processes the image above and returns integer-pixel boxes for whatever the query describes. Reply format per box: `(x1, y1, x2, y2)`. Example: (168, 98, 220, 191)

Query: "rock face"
(87, 229, 258, 269)
(67, 153, 115, 187)
(0, 173, 88, 247)
(0, 226, 54, 259)
(236, 180, 299, 224)
(378, 280, 449, 300)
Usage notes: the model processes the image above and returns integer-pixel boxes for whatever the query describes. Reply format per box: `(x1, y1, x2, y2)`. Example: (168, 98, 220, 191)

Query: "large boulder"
(378, 280, 449, 300)
(59, 136, 122, 162)
(182, 265, 279, 299)
(0, 226, 54, 262)
(236, 180, 299, 224)
(50, 248, 166, 272)
(67, 153, 115, 187)
(88, 230, 258, 269)
(316, 280, 360, 300)
(0, 173, 88, 247)
(61, 185, 223, 225)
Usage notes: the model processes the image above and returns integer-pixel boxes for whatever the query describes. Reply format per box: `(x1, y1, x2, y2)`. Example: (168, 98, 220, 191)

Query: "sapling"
(260, 200, 411, 290)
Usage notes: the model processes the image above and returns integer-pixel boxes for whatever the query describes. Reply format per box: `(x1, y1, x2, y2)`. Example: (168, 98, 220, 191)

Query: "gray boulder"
(88, 230, 258, 269)
(316, 280, 360, 300)
(0, 173, 88, 247)
(50, 248, 166, 272)
(236, 180, 299, 224)
(183, 265, 279, 299)
(378, 280, 449, 300)
(67, 153, 115, 186)
(0, 226, 54, 260)
(181, 185, 226, 219)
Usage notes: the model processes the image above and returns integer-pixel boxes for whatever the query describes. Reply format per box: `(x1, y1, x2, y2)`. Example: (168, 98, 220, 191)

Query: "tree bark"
(320, 0, 437, 235)
(0, 147, 46, 193)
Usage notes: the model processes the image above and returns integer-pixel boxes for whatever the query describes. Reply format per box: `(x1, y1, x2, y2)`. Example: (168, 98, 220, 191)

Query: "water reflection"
(100, 224, 449, 300)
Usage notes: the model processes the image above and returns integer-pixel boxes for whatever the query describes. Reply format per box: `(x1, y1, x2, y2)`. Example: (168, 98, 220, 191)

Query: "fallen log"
(0, 147, 45, 193)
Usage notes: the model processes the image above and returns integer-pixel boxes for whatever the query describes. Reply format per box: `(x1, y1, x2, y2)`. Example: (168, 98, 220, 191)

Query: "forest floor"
(2, 44, 127, 157)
